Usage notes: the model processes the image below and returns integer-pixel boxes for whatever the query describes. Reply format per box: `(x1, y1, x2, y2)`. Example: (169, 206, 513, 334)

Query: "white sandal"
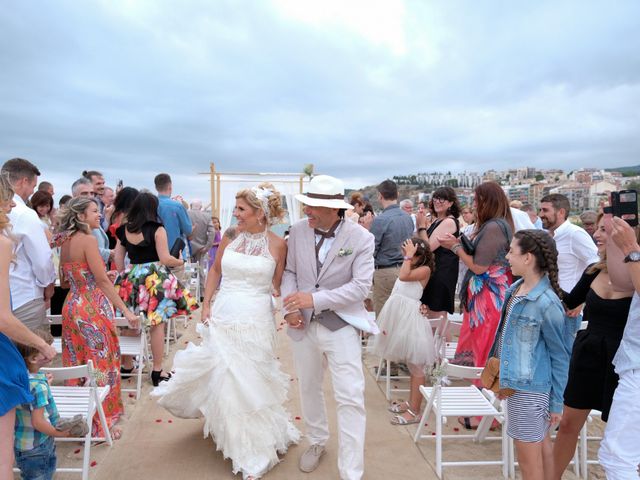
(387, 401, 410, 414)
(390, 408, 420, 425)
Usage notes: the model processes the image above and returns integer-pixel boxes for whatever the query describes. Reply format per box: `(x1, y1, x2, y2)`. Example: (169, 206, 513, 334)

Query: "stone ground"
(25, 308, 605, 480)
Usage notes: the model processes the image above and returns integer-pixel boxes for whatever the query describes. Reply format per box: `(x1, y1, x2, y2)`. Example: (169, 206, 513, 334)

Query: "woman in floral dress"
(114, 192, 198, 386)
(58, 197, 140, 439)
(438, 182, 513, 429)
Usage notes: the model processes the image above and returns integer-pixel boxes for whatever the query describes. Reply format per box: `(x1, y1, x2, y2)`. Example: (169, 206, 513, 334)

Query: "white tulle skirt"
(371, 295, 436, 368)
(151, 320, 300, 478)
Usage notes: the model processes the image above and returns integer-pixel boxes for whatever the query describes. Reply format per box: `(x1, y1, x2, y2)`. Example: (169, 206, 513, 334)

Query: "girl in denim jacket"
(489, 230, 571, 480)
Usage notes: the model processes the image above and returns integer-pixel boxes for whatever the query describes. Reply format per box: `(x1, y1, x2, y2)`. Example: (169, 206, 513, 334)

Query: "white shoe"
(299, 444, 325, 473)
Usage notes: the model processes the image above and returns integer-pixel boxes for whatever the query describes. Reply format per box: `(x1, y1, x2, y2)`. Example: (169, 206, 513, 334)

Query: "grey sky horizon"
(1, 0, 639, 202)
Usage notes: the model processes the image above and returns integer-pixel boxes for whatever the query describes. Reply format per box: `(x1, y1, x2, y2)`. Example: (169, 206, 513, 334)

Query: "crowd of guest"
(356, 178, 638, 479)
(1, 156, 639, 479)
(0, 157, 204, 478)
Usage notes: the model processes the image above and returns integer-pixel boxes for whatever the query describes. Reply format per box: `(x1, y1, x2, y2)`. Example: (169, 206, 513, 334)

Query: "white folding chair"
(48, 314, 147, 399)
(164, 316, 181, 356)
(115, 315, 147, 400)
(47, 314, 63, 354)
(375, 316, 443, 401)
(442, 319, 461, 361)
(414, 359, 509, 479)
(375, 358, 410, 401)
(42, 360, 112, 480)
(578, 409, 603, 479)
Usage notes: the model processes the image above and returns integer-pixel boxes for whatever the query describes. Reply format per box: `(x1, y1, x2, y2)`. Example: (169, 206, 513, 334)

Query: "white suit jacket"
(281, 218, 375, 342)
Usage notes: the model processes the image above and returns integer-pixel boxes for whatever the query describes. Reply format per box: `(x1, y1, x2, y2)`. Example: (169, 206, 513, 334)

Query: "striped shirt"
(14, 373, 60, 452)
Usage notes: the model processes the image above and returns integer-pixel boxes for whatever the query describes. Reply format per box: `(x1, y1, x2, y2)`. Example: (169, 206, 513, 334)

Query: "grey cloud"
(1, 0, 639, 202)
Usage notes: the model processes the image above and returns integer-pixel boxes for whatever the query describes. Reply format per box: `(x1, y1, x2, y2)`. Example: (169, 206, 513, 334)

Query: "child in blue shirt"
(14, 329, 71, 480)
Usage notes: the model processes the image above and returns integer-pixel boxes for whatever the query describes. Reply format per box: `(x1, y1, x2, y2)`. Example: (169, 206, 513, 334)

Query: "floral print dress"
(61, 262, 123, 437)
(117, 263, 198, 326)
(115, 222, 198, 326)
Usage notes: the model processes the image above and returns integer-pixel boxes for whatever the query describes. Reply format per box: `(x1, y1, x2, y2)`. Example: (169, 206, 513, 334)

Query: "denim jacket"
(488, 275, 572, 413)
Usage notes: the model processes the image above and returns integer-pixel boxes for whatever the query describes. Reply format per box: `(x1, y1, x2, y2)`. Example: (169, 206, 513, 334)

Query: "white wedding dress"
(151, 231, 300, 479)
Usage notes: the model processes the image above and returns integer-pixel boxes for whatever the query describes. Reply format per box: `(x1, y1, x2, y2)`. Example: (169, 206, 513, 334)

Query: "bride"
(151, 183, 300, 479)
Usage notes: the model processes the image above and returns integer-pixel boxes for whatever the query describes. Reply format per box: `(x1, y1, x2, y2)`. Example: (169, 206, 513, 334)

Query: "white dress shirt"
(7, 195, 56, 309)
(510, 207, 535, 232)
(552, 219, 600, 292)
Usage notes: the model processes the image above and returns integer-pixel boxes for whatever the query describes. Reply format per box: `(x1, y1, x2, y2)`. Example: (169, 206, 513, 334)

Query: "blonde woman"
(0, 174, 57, 477)
(57, 197, 139, 439)
(152, 183, 300, 480)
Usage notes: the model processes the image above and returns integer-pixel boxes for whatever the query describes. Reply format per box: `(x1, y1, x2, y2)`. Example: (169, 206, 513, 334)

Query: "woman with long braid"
(487, 230, 572, 480)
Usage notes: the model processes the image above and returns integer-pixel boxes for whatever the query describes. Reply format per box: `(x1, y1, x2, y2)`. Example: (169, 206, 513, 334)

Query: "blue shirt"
(14, 373, 59, 452)
(369, 204, 414, 267)
(614, 292, 640, 375)
(157, 195, 192, 251)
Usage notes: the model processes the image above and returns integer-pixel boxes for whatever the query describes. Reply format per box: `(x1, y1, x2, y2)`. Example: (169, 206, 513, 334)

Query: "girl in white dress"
(372, 237, 436, 425)
(152, 183, 300, 480)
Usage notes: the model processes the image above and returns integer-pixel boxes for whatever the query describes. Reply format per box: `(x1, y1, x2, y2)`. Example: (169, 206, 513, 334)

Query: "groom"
(282, 175, 375, 480)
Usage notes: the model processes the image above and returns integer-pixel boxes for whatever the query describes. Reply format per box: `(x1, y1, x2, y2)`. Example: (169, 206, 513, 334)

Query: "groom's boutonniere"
(337, 248, 353, 257)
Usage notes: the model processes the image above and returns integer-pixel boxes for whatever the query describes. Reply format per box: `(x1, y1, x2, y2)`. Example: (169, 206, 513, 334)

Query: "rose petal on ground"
(90, 461, 97, 467)
(74, 449, 81, 454)
(155, 419, 162, 423)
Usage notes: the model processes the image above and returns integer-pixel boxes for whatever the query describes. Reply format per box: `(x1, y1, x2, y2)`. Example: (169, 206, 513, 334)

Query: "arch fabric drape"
(217, 174, 309, 232)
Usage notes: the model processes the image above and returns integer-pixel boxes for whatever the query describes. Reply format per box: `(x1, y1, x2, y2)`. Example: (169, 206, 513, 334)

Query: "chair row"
(47, 314, 148, 400)
(413, 360, 601, 479)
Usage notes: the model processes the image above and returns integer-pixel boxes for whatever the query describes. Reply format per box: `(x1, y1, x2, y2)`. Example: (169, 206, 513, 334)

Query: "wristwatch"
(624, 251, 640, 263)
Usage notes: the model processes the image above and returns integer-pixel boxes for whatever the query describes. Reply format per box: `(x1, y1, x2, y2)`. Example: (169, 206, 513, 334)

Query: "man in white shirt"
(539, 194, 600, 292)
(71, 177, 112, 265)
(1, 158, 56, 329)
(510, 206, 535, 232)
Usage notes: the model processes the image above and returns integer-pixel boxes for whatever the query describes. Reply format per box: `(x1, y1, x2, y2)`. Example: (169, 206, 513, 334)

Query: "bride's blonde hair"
(235, 182, 285, 225)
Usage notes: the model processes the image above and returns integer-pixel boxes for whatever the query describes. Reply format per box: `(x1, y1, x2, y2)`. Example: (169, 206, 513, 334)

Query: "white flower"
(337, 248, 353, 257)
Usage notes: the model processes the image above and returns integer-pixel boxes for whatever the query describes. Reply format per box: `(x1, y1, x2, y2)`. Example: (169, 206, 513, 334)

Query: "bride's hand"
(200, 303, 211, 325)
(285, 312, 304, 329)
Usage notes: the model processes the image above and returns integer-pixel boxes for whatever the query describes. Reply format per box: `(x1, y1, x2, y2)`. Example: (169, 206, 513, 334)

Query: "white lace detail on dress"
(228, 230, 273, 260)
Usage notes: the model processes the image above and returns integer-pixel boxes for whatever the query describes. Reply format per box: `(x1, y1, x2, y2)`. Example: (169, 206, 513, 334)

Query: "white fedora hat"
(295, 175, 354, 210)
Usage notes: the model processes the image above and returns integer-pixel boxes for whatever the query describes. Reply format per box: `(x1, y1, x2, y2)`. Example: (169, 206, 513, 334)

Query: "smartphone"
(608, 189, 638, 227)
(117, 179, 124, 189)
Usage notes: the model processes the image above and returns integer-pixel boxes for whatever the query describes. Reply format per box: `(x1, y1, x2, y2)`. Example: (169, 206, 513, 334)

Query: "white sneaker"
(299, 444, 325, 473)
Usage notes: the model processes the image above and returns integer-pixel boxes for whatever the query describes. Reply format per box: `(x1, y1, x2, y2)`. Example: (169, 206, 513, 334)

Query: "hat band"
(305, 192, 344, 200)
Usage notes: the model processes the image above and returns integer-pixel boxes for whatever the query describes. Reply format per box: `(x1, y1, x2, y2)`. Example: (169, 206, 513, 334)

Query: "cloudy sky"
(1, 0, 639, 202)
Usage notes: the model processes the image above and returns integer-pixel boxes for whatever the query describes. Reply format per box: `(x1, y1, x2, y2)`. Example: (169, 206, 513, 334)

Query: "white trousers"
(291, 322, 366, 480)
(599, 368, 640, 479)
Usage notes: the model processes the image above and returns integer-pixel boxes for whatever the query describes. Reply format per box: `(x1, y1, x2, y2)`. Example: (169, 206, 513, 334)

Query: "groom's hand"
(283, 292, 314, 311)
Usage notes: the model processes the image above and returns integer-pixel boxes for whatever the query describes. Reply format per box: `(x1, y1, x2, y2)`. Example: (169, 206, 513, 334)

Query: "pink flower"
(162, 276, 181, 300)
(138, 285, 150, 311)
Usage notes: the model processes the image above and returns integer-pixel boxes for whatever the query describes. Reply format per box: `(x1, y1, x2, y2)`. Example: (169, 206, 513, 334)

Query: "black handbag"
(459, 233, 475, 255)
(170, 238, 186, 258)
